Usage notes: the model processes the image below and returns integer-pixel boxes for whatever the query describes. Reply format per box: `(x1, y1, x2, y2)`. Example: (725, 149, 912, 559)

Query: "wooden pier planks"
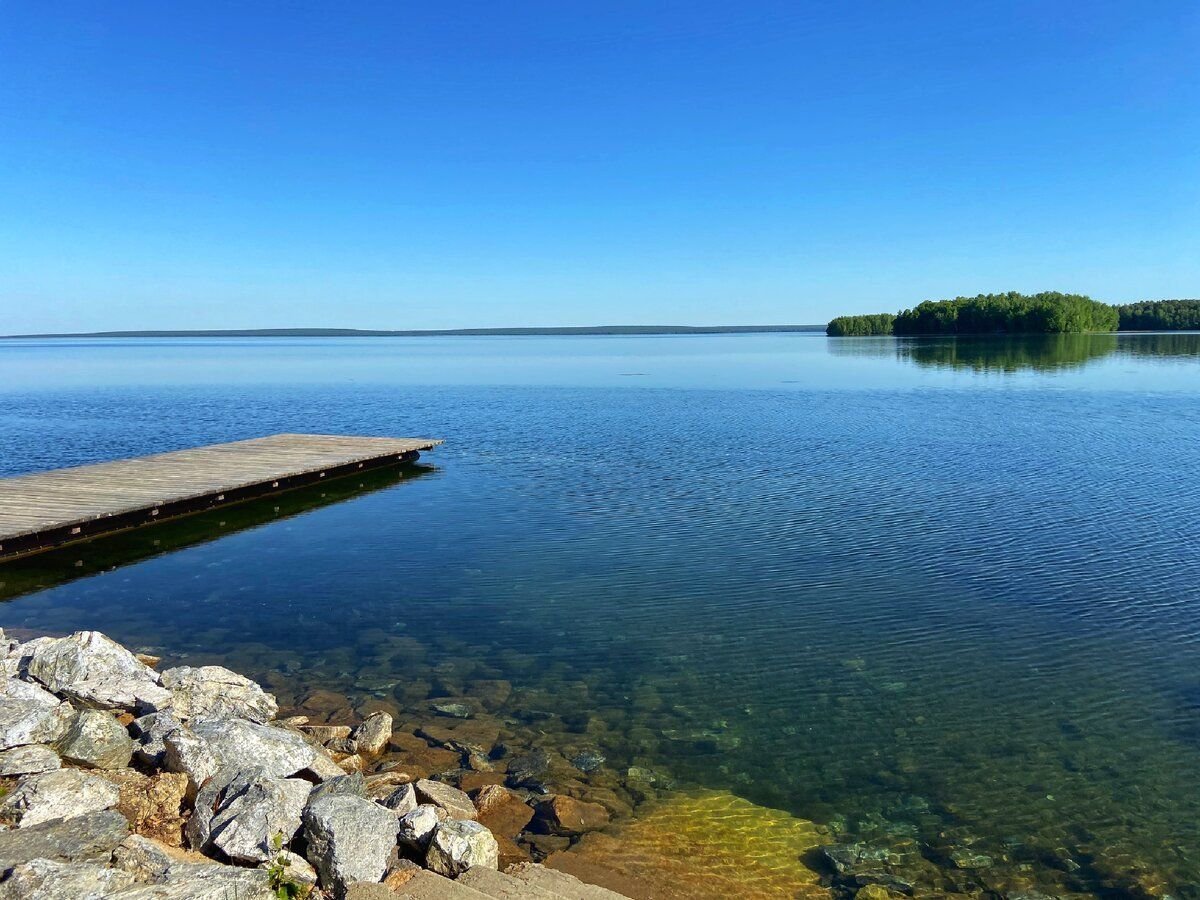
(0, 433, 441, 559)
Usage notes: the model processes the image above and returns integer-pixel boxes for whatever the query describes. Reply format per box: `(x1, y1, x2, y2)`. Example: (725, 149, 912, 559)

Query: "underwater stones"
(467, 679, 512, 711)
(0, 767, 121, 827)
(424, 819, 499, 877)
(505, 747, 551, 787)
(949, 847, 994, 869)
(0, 809, 129, 868)
(190, 717, 317, 778)
(160, 665, 278, 723)
(99, 768, 189, 846)
(414, 778, 477, 820)
(532, 795, 610, 836)
(0, 678, 74, 750)
(569, 748, 607, 773)
(0, 857, 135, 898)
(56, 708, 134, 769)
(24, 631, 171, 713)
(350, 711, 392, 755)
(303, 794, 400, 899)
(397, 805, 444, 850)
(431, 700, 472, 719)
(0, 743, 61, 776)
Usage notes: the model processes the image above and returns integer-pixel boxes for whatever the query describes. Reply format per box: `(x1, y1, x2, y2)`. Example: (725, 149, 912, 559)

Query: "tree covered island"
(828, 293, 1199, 336)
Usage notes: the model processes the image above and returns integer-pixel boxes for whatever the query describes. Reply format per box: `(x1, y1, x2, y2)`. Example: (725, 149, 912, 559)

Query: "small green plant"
(265, 832, 310, 900)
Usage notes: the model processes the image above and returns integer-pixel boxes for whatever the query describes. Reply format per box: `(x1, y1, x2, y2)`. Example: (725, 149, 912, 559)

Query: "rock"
(0, 678, 74, 750)
(56, 707, 135, 768)
(855, 886, 897, 900)
(0, 744, 61, 776)
(189, 767, 310, 862)
(362, 771, 411, 801)
(473, 784, 534, 839)
(0, 809, 129, 868)
(505, 748, 551, 787)
(380, 782, 417, 815)
(99, 769, 189, 846)
(0, 767, 120, 827)
(191, 718, 316, 778)
(298, 724, 351, 744)
(532, 795, 610, 836)
(0, 857, 135, 898)
(382, 859, 422, 889)
(131, 711, 183, 767)
(569, 749, 606, 773)
(343, 884, 395, 900)
(396, 804, 443, 849)
(160, 665, 278, 724)
(823, 842, 893, 874)
(162, 726, 218, 796)
(414, 778, 477, 820)
(24, 631, 171, 712)
(114, 861, 276, 899)
(258, 849, 318, 888)
(303, 794, 400, 898)
(304, 751, 348, 782)
(309, 771, 366, 802)
(431, 701, 472, 719)
(113, 834, 179, 881)
(425, 819, 499, 877)
(949, 847, 994, 869)
(350, 711, 392, 755)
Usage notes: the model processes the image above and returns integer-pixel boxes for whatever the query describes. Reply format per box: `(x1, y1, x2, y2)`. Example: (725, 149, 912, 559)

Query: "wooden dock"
(0, 433, 441, 561)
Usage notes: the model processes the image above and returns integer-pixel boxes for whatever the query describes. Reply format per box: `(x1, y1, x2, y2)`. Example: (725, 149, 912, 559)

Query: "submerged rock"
(431, 701, 472, 719)
(24, 631, 171, 713)
(425, 819, 499, 877)
(56, 708, 135, 769)
(532, 795, 610, 836)
(0, 743, 61, 776)
(160, 665, 278, 724)
(0, 678, 75, 750)
(0, 767, 121, 827)
(303, 794, 400, 898)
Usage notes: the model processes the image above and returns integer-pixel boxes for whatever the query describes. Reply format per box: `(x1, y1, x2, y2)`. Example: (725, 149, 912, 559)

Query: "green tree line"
(826, 313, 895, 336)
(1116, 300, 1200, 331)
(827, 294, 1200, 336)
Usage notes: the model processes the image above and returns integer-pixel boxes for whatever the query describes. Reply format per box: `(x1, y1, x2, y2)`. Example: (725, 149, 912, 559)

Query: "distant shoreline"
(1, 325, 826, 339)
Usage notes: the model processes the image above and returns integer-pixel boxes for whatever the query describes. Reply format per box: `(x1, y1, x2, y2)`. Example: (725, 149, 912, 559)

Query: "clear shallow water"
(2, 333, 1200, 897)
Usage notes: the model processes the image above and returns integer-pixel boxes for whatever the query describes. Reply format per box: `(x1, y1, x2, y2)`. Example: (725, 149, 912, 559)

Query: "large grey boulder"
(191, 718, 316, 778)
(131, 711, 182, 767)
(187, 767, 311, 863)
(0, 679, 74, 750)
(24, 631, 172, 713)
(396, 804, 443, 850)
(56, 708, 134, 769)
(303, 794, 400, 898)
(0, 809, 129, 868)
(424, 819, 499, 877)
(159, 666, 278, 724)
(414, 778, 477, 820)
(3, 636, 53, 678)
(112, 861, 276, 899)
(0, 768, 121, 827)
(113, 834, 177, 882)
(0, 857, 135, 898)
(162, 725, 218, 795)
(0, 744, 61, 776)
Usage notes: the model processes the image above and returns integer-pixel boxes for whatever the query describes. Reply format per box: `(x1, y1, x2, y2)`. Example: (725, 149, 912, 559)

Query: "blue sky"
(1, 1, 1197, 331)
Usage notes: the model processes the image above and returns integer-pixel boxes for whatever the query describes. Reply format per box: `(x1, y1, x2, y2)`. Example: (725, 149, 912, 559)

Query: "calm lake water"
(2, 333, 1199, 897)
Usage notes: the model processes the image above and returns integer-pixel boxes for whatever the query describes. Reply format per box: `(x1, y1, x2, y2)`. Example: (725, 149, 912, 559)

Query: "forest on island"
(827, 294, 1199, 336)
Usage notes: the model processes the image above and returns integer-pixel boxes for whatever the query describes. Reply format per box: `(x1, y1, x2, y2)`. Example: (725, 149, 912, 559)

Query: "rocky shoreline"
(0, 629, 632, 899)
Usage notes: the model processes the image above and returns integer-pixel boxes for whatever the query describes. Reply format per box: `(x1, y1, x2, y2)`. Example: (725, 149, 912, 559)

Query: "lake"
(2, 332, 1199, 898)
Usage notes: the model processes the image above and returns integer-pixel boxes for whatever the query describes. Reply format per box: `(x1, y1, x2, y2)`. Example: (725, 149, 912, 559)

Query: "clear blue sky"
(1, 2, 1197, 332)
